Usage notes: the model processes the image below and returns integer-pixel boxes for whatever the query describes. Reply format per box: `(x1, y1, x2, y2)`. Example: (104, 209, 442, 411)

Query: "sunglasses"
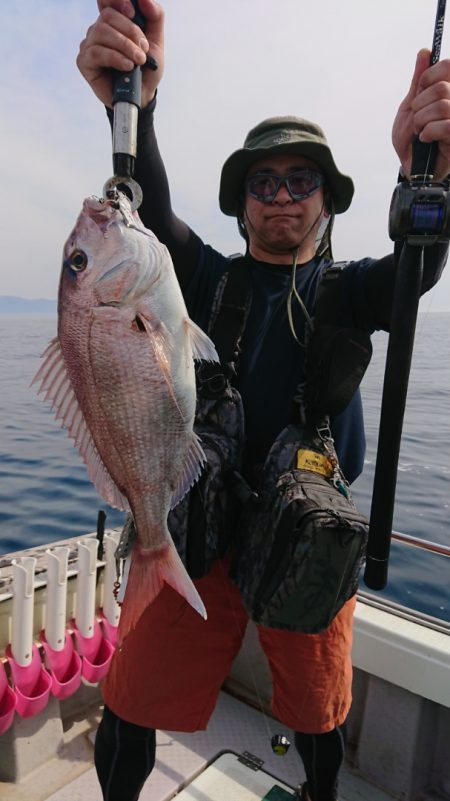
(245, 169, 324, 203)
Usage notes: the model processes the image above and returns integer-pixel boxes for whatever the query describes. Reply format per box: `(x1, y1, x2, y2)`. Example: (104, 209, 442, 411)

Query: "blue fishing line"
(410, 203, 444, 233)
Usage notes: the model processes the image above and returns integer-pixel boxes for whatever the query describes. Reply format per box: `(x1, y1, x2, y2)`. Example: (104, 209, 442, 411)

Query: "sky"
(2, 0, 450, 311)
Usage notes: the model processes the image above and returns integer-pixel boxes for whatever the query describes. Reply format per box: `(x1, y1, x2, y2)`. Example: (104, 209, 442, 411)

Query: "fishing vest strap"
(209, 256, 252, 367)
(313, 260, 347, 320)
(196, 256, 252, 399)
(303, 261, 373, 424)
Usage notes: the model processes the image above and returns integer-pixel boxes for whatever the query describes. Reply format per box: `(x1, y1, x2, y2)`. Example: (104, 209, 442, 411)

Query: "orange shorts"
(102, 558, 355, 734)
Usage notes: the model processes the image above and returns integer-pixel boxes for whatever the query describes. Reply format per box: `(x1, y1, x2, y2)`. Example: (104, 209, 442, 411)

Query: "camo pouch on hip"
(232, 422, 369, 632)
(167, 258, 251, 579)
(168, 371, 245, 578)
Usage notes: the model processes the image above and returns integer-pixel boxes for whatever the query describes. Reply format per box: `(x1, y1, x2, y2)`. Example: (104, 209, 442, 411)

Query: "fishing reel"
(388, 176, 450, 245)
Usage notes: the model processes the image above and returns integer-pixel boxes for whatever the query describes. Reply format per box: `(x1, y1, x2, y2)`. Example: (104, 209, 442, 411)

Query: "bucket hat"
(219, 116, 354, 216)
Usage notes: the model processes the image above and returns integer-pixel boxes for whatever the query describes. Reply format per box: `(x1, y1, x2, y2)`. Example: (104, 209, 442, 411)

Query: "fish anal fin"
(32, 338, 129, 511)
(118, 539, 207, 644)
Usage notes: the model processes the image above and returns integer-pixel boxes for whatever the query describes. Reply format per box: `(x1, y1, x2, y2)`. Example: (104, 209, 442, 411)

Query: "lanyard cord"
(286, 201, 329, 347)
(286, 247, 315, 347)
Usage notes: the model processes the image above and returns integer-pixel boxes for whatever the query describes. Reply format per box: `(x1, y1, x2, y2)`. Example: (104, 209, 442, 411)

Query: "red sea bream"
(33, 194, 218, 640)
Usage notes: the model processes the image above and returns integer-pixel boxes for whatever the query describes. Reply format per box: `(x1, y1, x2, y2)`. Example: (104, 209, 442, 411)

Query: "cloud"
(2, 0, 450, 309)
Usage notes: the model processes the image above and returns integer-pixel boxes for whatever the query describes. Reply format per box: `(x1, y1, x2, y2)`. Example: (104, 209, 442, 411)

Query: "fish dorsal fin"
(170, 432, 206, 509)
(32, 337, 130, 511)
(184, 318, 219, 363)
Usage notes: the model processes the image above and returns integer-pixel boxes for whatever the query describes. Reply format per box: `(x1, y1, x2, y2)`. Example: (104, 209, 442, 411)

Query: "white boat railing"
(356, 529, 450, 635)
(356, 590, 450, 635)
(0, 525, 448, 733)
(391, 529, 450, 557)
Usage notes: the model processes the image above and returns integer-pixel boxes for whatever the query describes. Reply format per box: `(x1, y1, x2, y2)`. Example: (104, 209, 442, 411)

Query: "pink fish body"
(33, 195, 218, 640)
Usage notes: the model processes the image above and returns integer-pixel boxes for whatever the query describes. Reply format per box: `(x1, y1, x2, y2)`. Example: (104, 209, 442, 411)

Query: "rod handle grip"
(131, 0, 146, 31)
(410, 0, 446, 178)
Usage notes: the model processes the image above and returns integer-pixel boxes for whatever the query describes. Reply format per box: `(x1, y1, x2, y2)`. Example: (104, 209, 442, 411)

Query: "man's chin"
(269, 236, 303, 253)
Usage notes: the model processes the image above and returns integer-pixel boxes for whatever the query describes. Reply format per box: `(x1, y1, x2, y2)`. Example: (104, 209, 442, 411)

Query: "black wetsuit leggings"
(94, 706, 346, 801)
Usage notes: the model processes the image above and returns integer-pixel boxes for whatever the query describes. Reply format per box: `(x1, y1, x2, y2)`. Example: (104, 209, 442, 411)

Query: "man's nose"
(273, 180, 292, 202)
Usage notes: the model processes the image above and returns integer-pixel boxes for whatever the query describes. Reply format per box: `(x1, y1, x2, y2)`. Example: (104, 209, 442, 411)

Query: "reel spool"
(389, 179, 450, 244)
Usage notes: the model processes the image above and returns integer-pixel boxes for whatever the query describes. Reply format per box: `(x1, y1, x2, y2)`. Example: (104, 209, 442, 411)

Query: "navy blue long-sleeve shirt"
(110, 99, 448, 484)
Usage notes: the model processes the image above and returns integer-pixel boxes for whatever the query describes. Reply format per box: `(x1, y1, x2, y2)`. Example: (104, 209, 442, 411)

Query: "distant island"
(0, 295, 448, 316)
(0, 296, 57, 315)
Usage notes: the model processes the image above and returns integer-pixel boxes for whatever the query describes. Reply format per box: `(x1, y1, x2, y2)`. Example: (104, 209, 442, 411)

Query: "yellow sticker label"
(296, 449, 333, 477)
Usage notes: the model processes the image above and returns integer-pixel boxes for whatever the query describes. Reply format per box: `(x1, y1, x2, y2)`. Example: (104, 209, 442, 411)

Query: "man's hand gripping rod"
(364, 0, 450, 591)
(103, 0, 158, 210)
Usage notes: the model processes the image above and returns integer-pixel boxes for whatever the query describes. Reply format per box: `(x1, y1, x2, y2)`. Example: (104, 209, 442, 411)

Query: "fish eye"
(68, 250, 88, 272)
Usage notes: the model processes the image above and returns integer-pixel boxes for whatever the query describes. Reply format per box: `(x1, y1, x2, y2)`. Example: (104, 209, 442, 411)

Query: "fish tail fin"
(118, 539, 207, 643)
(159, 540, 207, 619)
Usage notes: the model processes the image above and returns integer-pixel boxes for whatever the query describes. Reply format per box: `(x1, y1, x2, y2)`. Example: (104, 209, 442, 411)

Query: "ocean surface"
(0, 314, 449, 621)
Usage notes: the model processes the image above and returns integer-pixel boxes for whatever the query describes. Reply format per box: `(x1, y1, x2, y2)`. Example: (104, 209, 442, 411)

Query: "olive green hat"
(219, 115, 354, 216)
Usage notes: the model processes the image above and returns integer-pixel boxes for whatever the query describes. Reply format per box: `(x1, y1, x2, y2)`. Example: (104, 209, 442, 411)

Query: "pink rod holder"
(0, 660, 16, 735)
(40, 631, 82, 700)
(72, 619, 114, 684)
(6, 644, 52, 718)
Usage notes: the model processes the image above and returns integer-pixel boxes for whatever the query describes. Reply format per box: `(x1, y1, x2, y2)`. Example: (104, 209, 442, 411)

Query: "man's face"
(243, 154, 327, 264)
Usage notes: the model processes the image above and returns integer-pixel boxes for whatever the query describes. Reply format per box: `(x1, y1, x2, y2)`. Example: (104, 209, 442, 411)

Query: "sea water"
(0, 314, 449, 621)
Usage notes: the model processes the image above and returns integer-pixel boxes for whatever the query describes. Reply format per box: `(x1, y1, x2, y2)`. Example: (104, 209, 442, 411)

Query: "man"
(77, 3, 450, 800)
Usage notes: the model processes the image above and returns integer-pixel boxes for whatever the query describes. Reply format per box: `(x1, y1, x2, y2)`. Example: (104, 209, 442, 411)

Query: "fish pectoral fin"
(134, 310, 171, 349)
(32, 337, 130, 511)
(184, 318, 219, 363)
(135, 311, 187, 420)
(117, 539, 207, 643)
(170, 433, 206, 509)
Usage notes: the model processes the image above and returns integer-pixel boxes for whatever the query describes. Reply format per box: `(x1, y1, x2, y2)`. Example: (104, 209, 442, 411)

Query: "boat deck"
(0, 689, 397, 801)
(1, 533, 449, 801)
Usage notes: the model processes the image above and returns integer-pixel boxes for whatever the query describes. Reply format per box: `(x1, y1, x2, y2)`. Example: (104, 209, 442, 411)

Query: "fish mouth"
(82, 197, 113, 229)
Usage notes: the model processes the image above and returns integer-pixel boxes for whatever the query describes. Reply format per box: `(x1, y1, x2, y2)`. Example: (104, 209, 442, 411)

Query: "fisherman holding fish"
(76, 2, 450, 800)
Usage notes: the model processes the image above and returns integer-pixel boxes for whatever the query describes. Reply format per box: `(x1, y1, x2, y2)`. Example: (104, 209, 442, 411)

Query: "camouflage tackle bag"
(231, 420, 369, 632)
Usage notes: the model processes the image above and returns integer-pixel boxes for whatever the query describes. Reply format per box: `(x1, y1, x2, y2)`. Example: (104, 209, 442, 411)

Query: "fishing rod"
(103, 0, 158, 210)
(364, 0, 450, 591)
